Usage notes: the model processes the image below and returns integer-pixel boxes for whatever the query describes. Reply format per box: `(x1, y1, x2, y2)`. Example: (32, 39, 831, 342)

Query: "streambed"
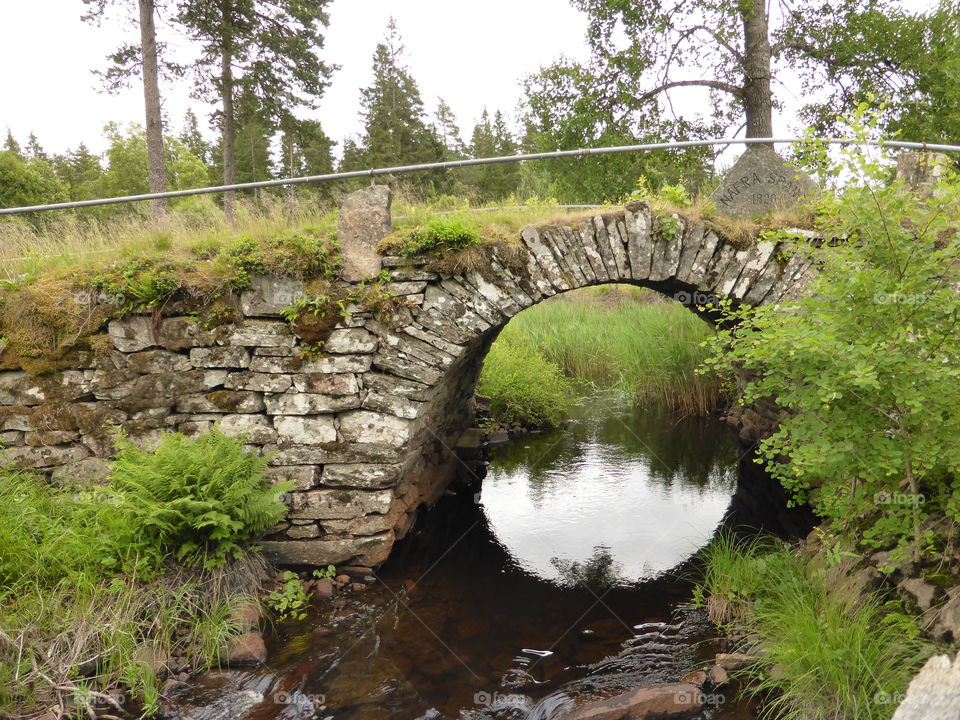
(166, 392, 773, 720)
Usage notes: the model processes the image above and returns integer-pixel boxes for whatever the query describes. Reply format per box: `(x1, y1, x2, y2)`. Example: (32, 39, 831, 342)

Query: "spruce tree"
(178, 109, 210, 166)
(356, 18, 445, 192)
(467, 109, 521, 203)
(3, 130, 22, 158)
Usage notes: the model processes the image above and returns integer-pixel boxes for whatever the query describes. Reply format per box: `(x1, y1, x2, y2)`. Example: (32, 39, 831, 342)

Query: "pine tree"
(83, 0, 170, 223)
(175, 0, 336, 225)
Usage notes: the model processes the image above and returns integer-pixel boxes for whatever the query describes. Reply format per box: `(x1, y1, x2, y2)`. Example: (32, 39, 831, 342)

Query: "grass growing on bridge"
(0, 192, 597, 280)
(492, 286, 723, 416)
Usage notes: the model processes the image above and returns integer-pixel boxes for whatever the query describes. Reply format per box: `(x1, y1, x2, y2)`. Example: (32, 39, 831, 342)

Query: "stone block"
(224, 371, 293, 393)
(321, 515, 393, 536)
(218, 414, 277, 444)
(175, 391, 265, 414)
(287, 488, 393, 519)
(0, 371, 48, 406)
(362, 372, 432, 401)
(5, 444, 90, 468)
(25, 430, 79, 446)
(265, 393, 360, 415)
(338, 185, 393, 282)
(108, 317, 155, 352)
(292, 373, 359, 396)
(362, 390, 422, 420)
(189, 347, 251, 369)
(0, 430, 23, 445)
(227, 320, 296, 348)
(127, 350, 191, 374)
(0, 408, 33, 431)
(298, 354, 373, 374)
(286, 523, 321, 539)
(338, 410, 414, 448)
(265, 465, 321, 491)
(240, 276, 305, 316)
(49, 458, 112, 486)
(155, 316, 222, 351)
(323, 328, 378, 354)
(259, 533, 392, 566)
(321, 463, 401, 489)
(274, 415, 337, 444)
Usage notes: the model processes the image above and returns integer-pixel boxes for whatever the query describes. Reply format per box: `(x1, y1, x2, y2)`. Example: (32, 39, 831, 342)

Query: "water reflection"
(480, 391, 738, 582)
(168, 391, 750, 720)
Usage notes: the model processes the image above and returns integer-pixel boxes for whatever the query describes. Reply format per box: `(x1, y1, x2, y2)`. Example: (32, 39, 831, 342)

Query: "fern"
(103, 430, 291, 571)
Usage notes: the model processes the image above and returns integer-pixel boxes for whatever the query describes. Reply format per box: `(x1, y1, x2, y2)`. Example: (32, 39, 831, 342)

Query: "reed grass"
(698, 533, 928, 720)
(496, 287, 724, 415)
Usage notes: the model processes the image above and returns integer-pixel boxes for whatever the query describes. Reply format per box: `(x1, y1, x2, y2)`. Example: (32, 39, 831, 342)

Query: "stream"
(165, 391, 793, 720)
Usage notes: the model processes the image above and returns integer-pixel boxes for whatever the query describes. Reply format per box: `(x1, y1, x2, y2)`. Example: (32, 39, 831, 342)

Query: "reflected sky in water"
(480, 391, 739, 582)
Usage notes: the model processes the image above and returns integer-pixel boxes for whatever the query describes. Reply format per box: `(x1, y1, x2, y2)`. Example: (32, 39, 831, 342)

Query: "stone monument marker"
(710, 145, 818, 219)
(338, 184, 393, 281)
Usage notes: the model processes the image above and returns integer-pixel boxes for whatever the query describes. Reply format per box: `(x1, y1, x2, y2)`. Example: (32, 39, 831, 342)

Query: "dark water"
(169, 393, 767, 720)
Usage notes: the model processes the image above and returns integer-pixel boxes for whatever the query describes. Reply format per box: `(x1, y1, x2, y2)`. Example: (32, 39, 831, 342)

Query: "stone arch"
(262, 203, 814, 567)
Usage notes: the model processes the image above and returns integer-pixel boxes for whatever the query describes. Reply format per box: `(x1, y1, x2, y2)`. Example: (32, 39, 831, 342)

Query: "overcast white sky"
(0, 0, 592, 158)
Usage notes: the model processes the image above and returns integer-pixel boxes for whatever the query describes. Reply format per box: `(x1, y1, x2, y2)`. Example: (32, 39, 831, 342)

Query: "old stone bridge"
(0, 200, 813, 568)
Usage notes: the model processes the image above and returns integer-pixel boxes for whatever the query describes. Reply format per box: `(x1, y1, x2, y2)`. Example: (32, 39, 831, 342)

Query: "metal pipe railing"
(1, 136, 957, 216)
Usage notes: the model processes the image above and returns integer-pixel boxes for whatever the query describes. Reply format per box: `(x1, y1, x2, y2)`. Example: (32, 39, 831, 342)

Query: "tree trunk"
(139, 0, 167, 224)
(741, 0, 774, 143)
(220, 3, 237, 227)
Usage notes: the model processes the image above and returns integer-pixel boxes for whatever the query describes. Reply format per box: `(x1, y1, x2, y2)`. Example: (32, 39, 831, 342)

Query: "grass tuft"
(698, 533, 929, 720)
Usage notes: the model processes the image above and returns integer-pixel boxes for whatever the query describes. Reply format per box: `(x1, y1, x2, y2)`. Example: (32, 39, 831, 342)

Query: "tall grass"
(699, 534, 928, 720)
(497, 288, 723, 415)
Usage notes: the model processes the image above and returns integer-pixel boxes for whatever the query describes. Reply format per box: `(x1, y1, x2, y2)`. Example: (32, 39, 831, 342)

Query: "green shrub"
(478, 338, 575, 426)
(102, 430, 290, 571)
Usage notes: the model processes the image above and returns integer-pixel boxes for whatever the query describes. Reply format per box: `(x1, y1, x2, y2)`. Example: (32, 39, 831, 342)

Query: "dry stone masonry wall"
(0, 200, 811, 568)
